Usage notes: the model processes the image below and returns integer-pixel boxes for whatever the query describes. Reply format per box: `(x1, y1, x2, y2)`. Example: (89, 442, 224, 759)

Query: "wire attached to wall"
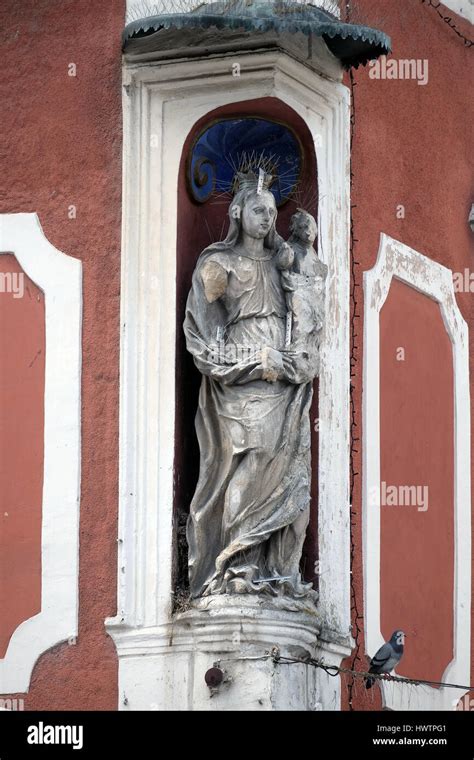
(215, 650, 474, 692)
(347, 64, 363, 712)
(344, 0, 364, 711)
(278, 654, 474, 692)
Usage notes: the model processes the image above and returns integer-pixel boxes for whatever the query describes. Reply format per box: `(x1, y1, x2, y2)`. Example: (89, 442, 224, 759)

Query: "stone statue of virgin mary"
(183, 171, 326, 605)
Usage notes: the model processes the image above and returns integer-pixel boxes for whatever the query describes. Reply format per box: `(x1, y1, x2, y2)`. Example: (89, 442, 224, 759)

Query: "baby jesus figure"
(276, 209, 328, 383)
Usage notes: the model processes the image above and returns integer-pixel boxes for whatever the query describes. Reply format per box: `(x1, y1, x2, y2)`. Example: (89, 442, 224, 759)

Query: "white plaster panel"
(363, 233, 471, 711)
(0, 214, 82, 694)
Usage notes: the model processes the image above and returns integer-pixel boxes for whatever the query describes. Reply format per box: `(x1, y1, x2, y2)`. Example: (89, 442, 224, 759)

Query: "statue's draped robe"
(184, 245, 318, 598)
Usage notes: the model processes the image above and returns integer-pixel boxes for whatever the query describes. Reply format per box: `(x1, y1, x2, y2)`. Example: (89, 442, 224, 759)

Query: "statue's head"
(227, 187, 279, 249)
(290, 209, 317, 246)
(241, 189, 276, 239)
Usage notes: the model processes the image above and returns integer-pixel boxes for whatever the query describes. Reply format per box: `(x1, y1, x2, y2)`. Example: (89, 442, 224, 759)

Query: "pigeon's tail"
(365, 675, 375, 689)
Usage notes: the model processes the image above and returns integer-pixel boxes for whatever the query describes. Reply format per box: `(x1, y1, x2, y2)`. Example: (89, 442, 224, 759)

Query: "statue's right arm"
(201, 260, 228, 303)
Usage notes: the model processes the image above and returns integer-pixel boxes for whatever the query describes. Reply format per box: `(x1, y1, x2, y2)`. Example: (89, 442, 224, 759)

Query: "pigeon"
(365, 630, 406, 689)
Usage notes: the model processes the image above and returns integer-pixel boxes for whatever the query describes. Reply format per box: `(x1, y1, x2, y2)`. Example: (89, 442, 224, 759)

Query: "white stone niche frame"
(107, 49, 351, 708)
(363, 233, 471, 711)
(0, 213, 82, 694)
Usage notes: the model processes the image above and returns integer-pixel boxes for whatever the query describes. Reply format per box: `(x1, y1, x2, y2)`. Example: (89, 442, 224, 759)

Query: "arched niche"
(173, 97, 320, 597)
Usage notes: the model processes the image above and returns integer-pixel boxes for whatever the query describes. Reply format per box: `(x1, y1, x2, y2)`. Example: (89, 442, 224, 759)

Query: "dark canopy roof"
(123, 1, 391, 69)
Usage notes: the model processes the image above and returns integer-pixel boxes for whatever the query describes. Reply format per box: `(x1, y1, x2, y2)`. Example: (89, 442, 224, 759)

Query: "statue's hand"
(280, 270, 298, 292)
(260, 346, 284, 383)
(280, 348, 319, 384)
(275, 242, 294, 271)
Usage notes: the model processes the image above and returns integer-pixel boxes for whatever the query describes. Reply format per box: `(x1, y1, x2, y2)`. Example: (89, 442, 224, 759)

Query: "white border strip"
(363, 233, 471, 711)
(0, 213, 82, 694)
(442, 0, 473, 23)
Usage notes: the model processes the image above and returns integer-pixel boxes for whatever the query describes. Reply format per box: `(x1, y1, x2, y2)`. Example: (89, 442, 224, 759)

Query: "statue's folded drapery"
(184, 245, 315, 599)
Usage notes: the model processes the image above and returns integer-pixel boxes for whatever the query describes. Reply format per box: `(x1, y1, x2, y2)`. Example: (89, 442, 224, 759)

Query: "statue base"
(176, 595, 320, 710)
(112, 595, 322, 711)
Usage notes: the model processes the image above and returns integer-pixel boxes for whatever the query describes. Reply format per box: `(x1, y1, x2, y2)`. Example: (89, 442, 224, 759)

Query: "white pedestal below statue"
(110, 597, 321, 711)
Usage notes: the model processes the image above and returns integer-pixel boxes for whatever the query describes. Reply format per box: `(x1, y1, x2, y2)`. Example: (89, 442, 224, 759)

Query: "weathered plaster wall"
(0, 0, 124, 709)
(344, 0, 472, 710)
(0, 258, 44, 660)
(380, 280, 454, 685)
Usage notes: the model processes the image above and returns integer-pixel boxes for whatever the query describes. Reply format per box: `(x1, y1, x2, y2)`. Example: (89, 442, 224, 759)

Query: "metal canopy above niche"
(123, 0, 391, 69)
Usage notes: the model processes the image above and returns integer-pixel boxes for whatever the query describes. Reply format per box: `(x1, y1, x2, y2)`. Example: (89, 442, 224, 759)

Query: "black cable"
(278, 655, 474, 691)
(215, 651, 474, 691)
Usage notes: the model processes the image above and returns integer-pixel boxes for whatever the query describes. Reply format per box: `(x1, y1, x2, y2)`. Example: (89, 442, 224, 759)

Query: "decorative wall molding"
(107, 47, 351, 709)
(0, 214, 82, 694)
(363, 233, 471, 711)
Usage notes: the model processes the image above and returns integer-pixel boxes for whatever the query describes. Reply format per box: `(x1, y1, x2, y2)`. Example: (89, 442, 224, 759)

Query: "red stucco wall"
(344, 0, 473, 710)
(0, 257, 44, 660)
(0, 0, 124, 709)
(380, 279, 454, 685)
